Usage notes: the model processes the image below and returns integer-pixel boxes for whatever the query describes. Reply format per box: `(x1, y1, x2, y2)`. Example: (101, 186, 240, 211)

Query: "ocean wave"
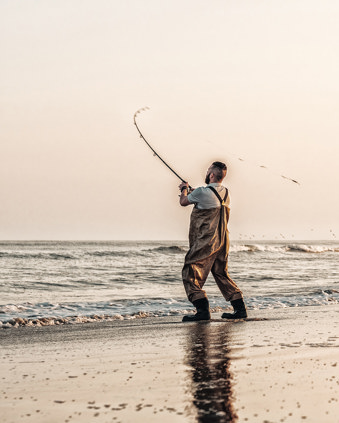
(149, 245, 187, 254)
(48, 253, 75, 260)
(230, 244, 262, 253)
(321, 289, 339, 295)
(1, 243, 337, 261)
(1, 291, 338, 328)
(286, 244, 339, 253)
(0, 252, 76, 260)
(0, 304, 30, 314)
(87, 249, 157, 258)
(89, 250, 131, 257)
(230, 244, 339, 254)
(87, 245, 187, 257)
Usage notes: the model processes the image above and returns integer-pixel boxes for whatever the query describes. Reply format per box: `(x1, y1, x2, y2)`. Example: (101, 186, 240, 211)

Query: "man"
(179, 161, 247, 322)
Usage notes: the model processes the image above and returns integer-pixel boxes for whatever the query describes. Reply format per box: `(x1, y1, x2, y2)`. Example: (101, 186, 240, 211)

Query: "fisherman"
(179, 161, 247, 322)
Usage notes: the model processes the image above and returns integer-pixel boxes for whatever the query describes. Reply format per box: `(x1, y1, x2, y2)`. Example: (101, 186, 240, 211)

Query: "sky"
(1, 0, 339, 241)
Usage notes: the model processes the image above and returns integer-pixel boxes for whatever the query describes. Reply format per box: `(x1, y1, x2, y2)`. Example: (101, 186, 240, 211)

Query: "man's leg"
(182, 257, 214, 303)
(211, 247, 247, 318)
(211, 250, 243, 301)
(182, 257, 215, 321)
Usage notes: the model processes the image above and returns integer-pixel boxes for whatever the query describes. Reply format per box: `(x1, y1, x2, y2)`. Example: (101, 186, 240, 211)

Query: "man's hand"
(179, 182, 189, 192)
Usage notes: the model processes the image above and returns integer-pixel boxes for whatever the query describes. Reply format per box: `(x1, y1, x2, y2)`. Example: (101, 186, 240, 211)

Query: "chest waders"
(182, 187, 246, 322)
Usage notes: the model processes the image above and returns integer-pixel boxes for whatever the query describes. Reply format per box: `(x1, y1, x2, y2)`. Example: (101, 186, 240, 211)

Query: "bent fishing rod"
(133, 107, 192, 189)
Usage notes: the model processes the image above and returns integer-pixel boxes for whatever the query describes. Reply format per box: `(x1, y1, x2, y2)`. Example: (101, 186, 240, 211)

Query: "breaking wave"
(230, 244, 339, 254)
(89, 250, 139, 258)
(1, 290, 339, 329)
(149, 245, 187, 254)
(286, 244, 339, 253)
(0, 252, 76, 260)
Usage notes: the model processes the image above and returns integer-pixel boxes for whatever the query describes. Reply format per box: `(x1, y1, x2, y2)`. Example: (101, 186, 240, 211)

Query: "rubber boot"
(182, 298, 211, 322)
(221, 298, 247, 319)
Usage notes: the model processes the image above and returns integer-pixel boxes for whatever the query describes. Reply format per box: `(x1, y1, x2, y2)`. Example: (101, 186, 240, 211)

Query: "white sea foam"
(286, 244, 339, 253)
(1, 291, 338, 328)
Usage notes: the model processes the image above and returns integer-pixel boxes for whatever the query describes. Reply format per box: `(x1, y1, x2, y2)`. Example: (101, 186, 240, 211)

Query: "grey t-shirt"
(187, 183, 231, 210)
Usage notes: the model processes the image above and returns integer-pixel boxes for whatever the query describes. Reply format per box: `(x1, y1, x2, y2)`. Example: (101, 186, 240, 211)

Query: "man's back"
(187, 183, 230, 209)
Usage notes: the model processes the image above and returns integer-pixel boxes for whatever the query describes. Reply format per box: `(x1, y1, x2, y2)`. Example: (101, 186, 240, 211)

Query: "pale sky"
(1, 0, 338, 241)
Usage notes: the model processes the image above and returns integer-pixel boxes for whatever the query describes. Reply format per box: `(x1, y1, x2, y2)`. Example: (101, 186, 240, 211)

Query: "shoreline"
(1, 305, 338, 422)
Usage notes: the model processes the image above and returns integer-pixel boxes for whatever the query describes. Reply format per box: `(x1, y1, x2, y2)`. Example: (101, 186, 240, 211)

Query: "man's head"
(205, 161, 227, 184)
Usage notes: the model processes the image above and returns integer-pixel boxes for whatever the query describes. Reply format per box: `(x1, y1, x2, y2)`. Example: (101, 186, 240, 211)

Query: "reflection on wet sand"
(185, 323, 237, 423)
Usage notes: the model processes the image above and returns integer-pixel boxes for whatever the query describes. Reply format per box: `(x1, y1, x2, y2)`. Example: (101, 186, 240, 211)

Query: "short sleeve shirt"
(187, 183, 231, 210)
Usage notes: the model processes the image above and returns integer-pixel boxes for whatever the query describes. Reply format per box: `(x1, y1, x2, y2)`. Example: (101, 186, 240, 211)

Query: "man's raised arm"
(178, 182, 192, 207)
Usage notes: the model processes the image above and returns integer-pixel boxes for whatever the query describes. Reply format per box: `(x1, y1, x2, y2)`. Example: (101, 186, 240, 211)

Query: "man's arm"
(178, 183, 192, 207)
(226, 206, 230, 223)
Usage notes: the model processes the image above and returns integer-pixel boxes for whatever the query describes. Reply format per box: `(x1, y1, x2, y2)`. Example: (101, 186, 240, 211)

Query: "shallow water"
(0, 240, 338, 326)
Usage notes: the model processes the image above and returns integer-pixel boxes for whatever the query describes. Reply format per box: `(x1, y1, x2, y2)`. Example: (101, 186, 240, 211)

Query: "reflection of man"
(185, 323, 237, 422)
(179, 161, 247, 322)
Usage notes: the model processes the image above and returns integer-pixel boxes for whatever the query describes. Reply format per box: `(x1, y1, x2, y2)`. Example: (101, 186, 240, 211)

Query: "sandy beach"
(1, 305, 338, 423)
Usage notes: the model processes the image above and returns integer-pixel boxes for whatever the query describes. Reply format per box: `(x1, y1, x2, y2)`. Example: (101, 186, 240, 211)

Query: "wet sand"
(1, 305, 338, 423)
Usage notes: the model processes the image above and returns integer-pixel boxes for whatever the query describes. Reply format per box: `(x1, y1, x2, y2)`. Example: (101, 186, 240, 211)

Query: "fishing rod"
(134, 108, 300, 189)
(133, 107, 192, 189)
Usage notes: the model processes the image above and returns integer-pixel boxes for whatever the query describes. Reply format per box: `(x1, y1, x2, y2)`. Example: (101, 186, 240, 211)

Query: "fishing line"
(133, 107, 192, 189)
(134, 107, 300, 187)
(205, 139, 300, 185)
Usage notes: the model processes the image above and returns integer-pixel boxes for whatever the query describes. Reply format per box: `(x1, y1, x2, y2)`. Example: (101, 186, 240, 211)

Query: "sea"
(0, 240, 338, 327)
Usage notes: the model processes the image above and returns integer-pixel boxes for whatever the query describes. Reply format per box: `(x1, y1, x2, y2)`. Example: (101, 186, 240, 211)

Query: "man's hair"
(211, 161, 227, 181)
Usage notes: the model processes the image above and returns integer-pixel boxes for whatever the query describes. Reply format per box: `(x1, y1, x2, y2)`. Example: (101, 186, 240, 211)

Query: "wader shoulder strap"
(207, 186, 228, 206)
